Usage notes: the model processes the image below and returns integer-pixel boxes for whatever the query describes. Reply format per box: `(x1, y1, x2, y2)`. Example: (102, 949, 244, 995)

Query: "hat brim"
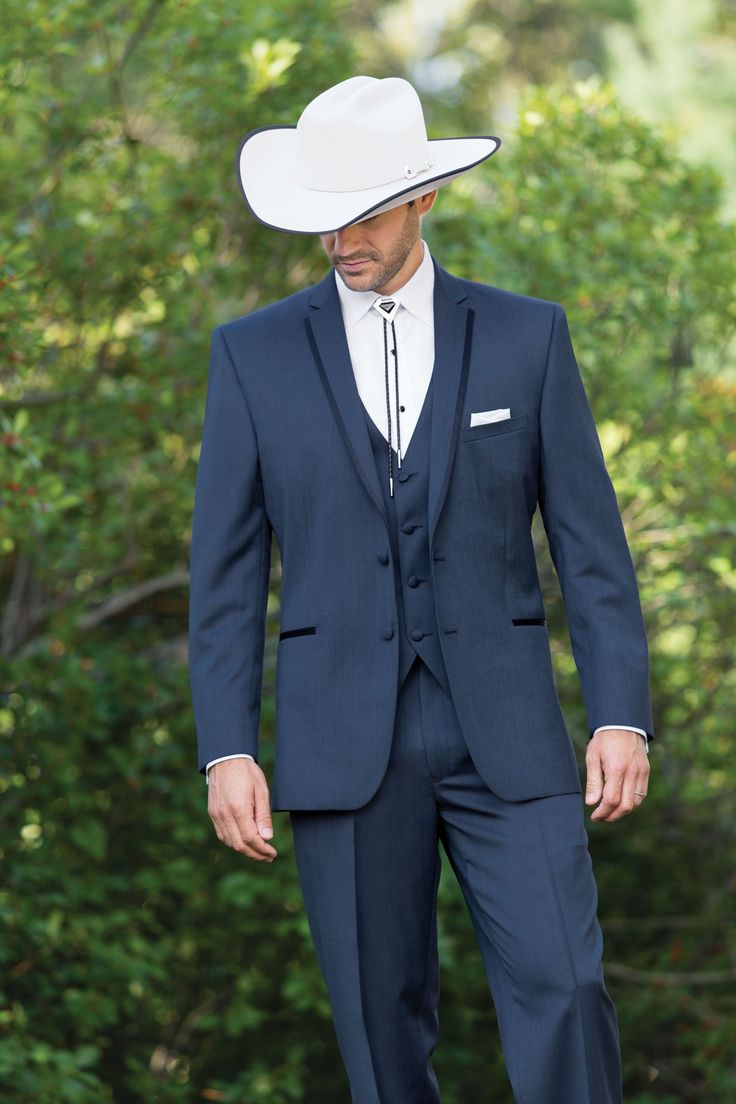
(236, 125, 501, 234)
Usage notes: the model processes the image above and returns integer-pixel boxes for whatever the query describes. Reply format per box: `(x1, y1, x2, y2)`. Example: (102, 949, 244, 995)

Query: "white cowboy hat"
(236, 75, 501, 234)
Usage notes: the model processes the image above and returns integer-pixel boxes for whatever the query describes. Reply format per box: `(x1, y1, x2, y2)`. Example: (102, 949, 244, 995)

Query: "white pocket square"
(469, 407, 511, 427)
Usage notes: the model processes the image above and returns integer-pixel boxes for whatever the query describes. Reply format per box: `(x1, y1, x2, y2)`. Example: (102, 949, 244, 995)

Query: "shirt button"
(407, 575, 420, 587)
(410, 629, 424, 641)
(382, 625, 394, 640)
(376, 550, 389, 564)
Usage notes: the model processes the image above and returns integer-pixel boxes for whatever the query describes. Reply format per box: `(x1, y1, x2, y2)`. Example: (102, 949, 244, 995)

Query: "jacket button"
(382, 625, 394, 640)
(376, 550, 389, 564)
(407, 575, 420, 587)
(401, 521, 417, 534)
(410, 628, 424, 641)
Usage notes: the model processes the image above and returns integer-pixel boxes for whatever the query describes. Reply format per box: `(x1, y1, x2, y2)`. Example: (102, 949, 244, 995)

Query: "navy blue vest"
(361, 374, 451, 694)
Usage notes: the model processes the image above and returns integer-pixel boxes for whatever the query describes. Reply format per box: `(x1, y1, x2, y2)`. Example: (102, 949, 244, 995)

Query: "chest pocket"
(460, 413, 530, 495)
(460, 412, 529, 443)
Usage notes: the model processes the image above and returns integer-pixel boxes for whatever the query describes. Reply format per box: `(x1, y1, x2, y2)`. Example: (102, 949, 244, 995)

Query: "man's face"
(319, 192, 435, 293)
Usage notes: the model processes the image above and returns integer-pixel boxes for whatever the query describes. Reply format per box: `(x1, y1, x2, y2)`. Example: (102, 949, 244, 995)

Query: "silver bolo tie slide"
(371, 296, 401, 497)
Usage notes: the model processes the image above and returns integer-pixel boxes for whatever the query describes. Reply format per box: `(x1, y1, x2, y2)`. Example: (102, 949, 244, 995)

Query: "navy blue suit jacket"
(188, 258, 654, 810)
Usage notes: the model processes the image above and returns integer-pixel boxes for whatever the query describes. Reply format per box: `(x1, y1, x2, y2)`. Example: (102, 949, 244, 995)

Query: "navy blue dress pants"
(289, 655, 622, 1103)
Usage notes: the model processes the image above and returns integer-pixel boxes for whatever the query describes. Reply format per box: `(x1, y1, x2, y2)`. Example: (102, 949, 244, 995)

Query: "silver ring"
(634, 790, 646, 796)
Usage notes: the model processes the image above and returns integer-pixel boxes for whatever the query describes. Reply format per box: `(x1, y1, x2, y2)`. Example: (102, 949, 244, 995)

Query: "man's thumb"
(585, 776, 602, 803)
(255, 798, 273, 838)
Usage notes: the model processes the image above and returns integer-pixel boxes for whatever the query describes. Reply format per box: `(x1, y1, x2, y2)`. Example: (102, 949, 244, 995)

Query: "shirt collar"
(334, 238, 435, 332)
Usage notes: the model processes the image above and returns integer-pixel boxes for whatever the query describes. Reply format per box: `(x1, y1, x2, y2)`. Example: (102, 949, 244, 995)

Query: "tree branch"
(77, 567, 190, 629)
(605, 961, 736, 986)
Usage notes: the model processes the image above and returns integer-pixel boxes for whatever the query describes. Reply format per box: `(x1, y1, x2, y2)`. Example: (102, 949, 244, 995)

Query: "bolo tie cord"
(381, 315, 401, 497)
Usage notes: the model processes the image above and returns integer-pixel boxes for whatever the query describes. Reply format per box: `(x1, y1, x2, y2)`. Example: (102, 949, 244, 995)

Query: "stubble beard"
(335, 207, 420, 293)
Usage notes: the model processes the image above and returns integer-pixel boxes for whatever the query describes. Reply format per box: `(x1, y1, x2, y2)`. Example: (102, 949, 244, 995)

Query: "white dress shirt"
(204, 240, 647, 781)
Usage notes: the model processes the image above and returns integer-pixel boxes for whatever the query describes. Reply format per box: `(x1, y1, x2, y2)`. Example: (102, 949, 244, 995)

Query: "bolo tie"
(371, 295, 402, 497)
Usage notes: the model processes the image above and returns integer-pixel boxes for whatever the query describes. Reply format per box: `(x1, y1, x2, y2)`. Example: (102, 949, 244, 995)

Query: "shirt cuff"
(593, 725, 649, 753)
(205, 753, 255, 784)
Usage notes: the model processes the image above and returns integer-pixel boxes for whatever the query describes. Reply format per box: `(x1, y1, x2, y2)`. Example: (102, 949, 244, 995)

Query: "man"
(188, 75, 654, 1104)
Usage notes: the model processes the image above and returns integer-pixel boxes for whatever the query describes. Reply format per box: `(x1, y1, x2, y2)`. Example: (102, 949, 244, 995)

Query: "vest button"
(407, 575, 420, 587)
(376, 550, 389, 564)
(410, 629, 424, 641)
(382, 625, 394, 640)
(401, 522, 417, 534)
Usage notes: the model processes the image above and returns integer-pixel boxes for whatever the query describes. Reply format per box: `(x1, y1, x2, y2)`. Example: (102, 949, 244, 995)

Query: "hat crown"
(296, 76, 432, 194)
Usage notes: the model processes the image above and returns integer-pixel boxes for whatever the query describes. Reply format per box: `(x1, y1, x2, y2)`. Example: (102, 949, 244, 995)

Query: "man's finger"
(601, 770, 639, 822)
(632, 764, 649, 806)
(231, 805, 278, 860)
(590, 770, 624, 821)
(596, 748, 650, 821)
(219, 814, 276, 861)
(585, 773, 603, 804)
(254, 785, 274, 840)
(585, 744, 604, 804)
(209, 775, 277, 860)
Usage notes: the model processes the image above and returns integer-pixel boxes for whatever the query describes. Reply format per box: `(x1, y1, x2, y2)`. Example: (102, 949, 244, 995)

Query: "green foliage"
(2, 4, 735, 1103)
(428, 78, 736, 1102)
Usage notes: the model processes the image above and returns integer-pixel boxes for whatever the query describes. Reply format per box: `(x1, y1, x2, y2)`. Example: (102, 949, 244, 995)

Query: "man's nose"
(333, 228, 361, 255)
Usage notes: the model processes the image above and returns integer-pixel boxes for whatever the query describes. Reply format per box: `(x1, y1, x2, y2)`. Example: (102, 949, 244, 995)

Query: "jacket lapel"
(304, 258, 474, 541)
(427, 260, 473, 543)
(305, 272, 387, 525)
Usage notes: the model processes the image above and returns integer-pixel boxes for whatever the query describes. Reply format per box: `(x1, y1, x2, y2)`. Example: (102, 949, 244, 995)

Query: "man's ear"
(417, 189, 438, 216)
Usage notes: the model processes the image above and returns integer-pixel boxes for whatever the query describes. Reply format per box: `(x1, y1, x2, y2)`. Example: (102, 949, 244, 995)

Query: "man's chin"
(336, 267, 379, 291)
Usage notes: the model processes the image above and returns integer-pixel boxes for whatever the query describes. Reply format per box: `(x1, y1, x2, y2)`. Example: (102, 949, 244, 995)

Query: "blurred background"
(1, 1, 735, 1101)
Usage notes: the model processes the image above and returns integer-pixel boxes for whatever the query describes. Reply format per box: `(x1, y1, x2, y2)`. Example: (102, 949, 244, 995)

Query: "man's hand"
(208, 758, 277, 862)
(585, 729, 650, 822)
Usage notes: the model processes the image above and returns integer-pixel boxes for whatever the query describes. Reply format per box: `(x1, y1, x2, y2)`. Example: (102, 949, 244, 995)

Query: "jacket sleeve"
(188, 325, 273, 775)
(537, 304, 655, 742)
